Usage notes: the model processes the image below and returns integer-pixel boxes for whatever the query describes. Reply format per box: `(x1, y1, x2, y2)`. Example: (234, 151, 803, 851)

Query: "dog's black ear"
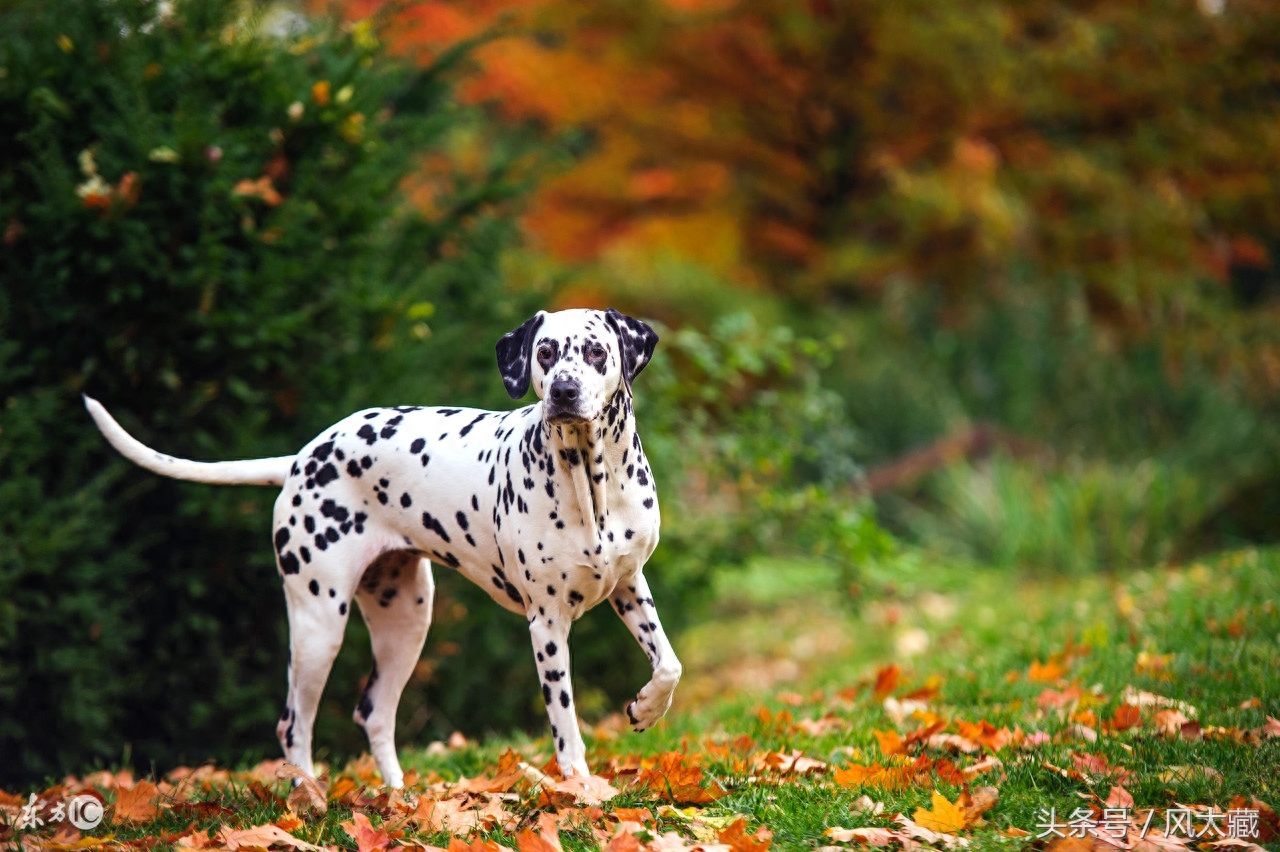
(495, 312, 546, 399)
(605, 308, 659, 386)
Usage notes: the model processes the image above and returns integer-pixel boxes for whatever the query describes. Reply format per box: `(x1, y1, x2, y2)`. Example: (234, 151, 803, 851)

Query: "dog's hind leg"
(277, 577, 349, 780)
(352, 550, 434, 789)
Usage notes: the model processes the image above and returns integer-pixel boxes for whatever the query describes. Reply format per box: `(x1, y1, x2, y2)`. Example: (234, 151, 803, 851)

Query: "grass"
(4, 548, 1278, 851)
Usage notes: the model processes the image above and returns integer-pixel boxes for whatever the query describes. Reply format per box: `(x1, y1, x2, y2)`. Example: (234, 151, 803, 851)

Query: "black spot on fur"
(311, 441, 334, 462)
(315, 463, 339, 487)
(410, 438, 426, 454)
(421, 512, 450, 542)
(545, 641, 557, 656)
(309, 579, 320, 595)
(357, 424, 377, 445)
(347, 459, 363, 477)
(274, 527, 290, 552)
(280, 552, 300, 574)
(504, 582, 523, 605)
(300, 546, 311, 563)
(559, 690, 570, 708)
(455, 511, 469, 530)
(400, 492, 412, 508)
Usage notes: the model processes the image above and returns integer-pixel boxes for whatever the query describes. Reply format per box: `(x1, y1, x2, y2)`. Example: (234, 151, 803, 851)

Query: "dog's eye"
(587, 345, 605, 361)
(537, 345, 553, 362)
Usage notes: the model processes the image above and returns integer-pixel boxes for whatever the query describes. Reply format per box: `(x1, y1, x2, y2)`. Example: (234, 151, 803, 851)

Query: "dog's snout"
(549, 379, 580, 404)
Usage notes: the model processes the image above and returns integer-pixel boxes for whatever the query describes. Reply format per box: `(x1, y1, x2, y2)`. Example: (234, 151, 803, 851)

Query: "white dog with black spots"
(85, 307, 680, 787)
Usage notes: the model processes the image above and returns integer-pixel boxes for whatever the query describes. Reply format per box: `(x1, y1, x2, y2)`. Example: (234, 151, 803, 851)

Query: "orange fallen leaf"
(913, 791, 968, 834)
(341, 811, 393, 852)
(873, 729, 905, 757)
(176, 828, 216, 849)
(718, 817, 772, 852)
(637, 753, 727, 804)
(872, 665, 900, 701)
(832, 762, 911, 791)
(517, 828, 560, 852)
(1110, 704, 1142, 732)
(1028, 659, 1067, 682)
(112, 780, 161, 823)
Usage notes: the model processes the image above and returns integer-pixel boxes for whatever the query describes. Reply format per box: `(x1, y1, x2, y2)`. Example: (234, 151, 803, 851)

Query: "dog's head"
(496, 308, 659, 424)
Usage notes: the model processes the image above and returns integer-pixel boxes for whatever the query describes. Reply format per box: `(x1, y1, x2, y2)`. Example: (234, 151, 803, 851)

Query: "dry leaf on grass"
(217, 823, 325, 851)
(341, 811, 394, 852)
(548, 774, 620, 805)
(112, 780, 161, 823)
(912, 791, 969, 834)
(824, 826, 898, 846)
(276, 763, 327, 816)
(175, 828, 216, 849)
(893, 813, 968, 849)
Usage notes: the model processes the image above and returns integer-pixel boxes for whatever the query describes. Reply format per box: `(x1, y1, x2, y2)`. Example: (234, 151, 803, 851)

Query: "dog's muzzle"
(546, 378, 588, 423)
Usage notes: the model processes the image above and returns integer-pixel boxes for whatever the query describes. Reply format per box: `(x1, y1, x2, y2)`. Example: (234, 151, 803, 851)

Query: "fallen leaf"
(277, 763, 327, 816)
(637, 753, 727, 804)
(872, 665, 901, 701)
(1106, 786, 1135, 809)
(824, 826, 897, 846)
(873, 729, 905, 757)
(176, 829, 216, 849)
(517, 828, 561, 852)
(959, 787, 998, 825)
(849, 795, 884, 816)
(893, 813, 967, 849)
(927, 733, 980, 754)
(549, 774, 620, 805)
(1029, 659, 1067, 682)
(954, 720, 1013, 753)
(217, 823, 325, 851)
(913, 791, 968, 834)
(1203, 840, 1266, 852)
(961, 756, 1003, 780)
(112, 780, 161, 823)
(341, 811, 393, 852)
(1120, 687, 1197, 717)
(1110, 704, 1142, 732)
(718, 817, 771, 852)
(1154, 709, 1190, 736)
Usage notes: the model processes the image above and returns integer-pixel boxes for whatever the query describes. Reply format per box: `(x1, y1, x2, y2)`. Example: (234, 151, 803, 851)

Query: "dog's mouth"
(545, 406, 593, 425)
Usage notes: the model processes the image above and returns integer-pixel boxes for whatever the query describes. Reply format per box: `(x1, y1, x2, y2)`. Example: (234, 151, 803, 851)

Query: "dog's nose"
(549, 379, 580, 405)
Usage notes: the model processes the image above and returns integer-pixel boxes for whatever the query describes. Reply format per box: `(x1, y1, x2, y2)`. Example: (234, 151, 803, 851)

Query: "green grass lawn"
(4, 548, 1277, 851)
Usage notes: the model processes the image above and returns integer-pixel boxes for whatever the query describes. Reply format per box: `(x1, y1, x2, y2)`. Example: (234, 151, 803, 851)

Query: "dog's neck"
(542, 387, 638, 545)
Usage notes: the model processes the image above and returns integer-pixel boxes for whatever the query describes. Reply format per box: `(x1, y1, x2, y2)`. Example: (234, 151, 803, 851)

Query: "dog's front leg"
(528, 614, 590, 776)
(611, 572, 682, 732)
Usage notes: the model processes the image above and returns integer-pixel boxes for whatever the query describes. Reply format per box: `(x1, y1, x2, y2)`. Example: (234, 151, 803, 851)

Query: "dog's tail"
(84, 395, 293, 486)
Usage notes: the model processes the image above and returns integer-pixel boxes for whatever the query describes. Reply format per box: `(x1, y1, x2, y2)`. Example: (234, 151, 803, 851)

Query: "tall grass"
(899, 455, 1209, 574)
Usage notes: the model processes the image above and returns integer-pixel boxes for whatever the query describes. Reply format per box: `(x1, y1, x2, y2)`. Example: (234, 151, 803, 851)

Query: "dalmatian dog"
(84, 307, 680, 787)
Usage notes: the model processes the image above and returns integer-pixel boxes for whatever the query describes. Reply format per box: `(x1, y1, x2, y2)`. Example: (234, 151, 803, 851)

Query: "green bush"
(0, 0, 539, 786)
(825, 280, 1280, 569)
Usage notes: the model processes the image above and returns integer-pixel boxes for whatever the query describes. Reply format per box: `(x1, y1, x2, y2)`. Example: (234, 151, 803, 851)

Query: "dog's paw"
(627, 679, 676, 732)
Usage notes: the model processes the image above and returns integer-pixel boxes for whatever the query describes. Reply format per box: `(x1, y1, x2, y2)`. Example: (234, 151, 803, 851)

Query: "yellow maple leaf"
(912, 790, 968, 834)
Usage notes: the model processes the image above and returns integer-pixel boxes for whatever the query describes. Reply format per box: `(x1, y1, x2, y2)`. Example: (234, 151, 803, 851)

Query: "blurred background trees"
(2, 0, 1277, 785)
